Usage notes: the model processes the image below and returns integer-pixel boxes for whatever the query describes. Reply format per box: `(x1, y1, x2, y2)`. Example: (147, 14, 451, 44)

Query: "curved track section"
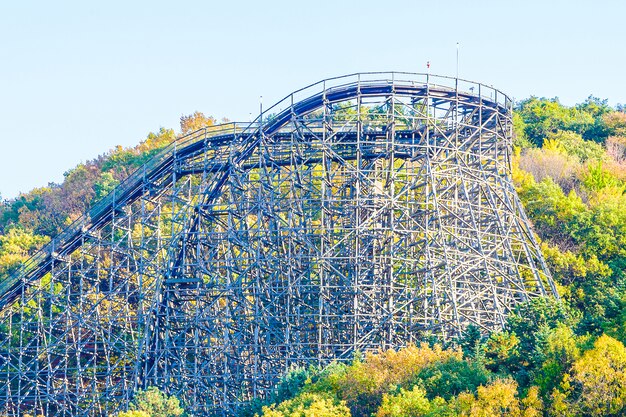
(0, 72, 556, 416)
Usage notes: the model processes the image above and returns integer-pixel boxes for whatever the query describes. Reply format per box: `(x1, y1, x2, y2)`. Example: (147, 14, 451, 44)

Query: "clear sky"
(1, 0, 624, 199)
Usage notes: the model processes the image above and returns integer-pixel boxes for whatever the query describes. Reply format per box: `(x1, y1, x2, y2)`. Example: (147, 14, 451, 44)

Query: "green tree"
(545, 130, 605, 162)
(0, 226, 48, 277)
(458, 324, 483, 358)
(117, 412, 149, 417)
(375, 386, 445, 417)
(532, 324, 589, 399)
(581, 161, 623, 192)
(416, 358, 491, 401)
(118, 387, 184, 417)
(482, 331, 521, 374)
(93, 171, 120, 202)
(515, 97, 594, 146)
(577, 96, 612, 141)
(505, 297, 578, 386)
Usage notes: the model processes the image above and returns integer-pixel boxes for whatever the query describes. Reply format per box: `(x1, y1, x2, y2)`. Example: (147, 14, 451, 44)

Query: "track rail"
(1, 71, 562, 417)
(0, 73, 509, 310)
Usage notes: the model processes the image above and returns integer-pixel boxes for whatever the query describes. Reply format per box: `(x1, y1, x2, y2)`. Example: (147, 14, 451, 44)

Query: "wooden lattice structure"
(0, 72, 557, 416)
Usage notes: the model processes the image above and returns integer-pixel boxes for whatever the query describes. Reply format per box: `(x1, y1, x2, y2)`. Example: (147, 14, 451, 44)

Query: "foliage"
(571, 335, 626, 416)
(0, 226, 48, 276)
(581, 161, 624, 192)
(602, 111, 626, 137)
(545, 130, 605, 163)
(457, 324, 483, 358)
(513, 112, 532, 148)
(503, 100, 626, 414)
(517, 147, 578, 190)
(482, 331, 521, 373)
(452, 379, 538, 417)
(180, 111, 216, 135)
(532, 324, 587, 397)
(576, 96, 612, 119)
(241, 367, 318, 417)
(0, 113, 205, 284)
(93, 171, 120, 202)
(375, 386, 443, 417)
(117, 387, 184, 417)
(260, 393, 350, 417)
(117, 412, 150, 417)
(253, 345, 554, 417)
(321, 344, 461, 417)
(416, 358, 491, 400)
(515, 97, 595, 146)
(605, 135, 626, 163)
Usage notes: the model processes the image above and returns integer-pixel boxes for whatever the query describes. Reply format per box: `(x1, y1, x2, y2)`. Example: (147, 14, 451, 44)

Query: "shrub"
(117, 387, 183, 417)
(260, 393, 350, 417)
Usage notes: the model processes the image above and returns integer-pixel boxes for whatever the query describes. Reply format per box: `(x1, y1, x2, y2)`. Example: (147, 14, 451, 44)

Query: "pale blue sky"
(1, 0, 624, 199)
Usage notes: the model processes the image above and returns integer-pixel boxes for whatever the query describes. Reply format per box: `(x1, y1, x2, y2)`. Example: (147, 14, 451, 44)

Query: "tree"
(532, 324, 588, 398)
(605, 135, 626, 163)
(93, 171, 120, 202)
(602, 111, 626, 138)
(576, 96, 611, 119)
(117, 412, 150, 417)
(375, 386, 443, 417)
(452, 379, 525, 417)
(261, 393, 350, 417)
(180, 111, 216, 135)
(458, 324, 483, 358)
(0, 226, 48, 277)
(581, 161, 623, 192)
(117, 387, 184, 417)
(416, 358, 491, 400)
(545, 130, 605, 163)
(505, 297, 578, 384)
(517, 146, 579, 191)
(515, 97, 594, 146)
(329, 344, 461, 417)
(577, 96, 612, 141)
(482, 332, 521, 374)
(513, 112, 532, 148)
(571, 335, 626, 416)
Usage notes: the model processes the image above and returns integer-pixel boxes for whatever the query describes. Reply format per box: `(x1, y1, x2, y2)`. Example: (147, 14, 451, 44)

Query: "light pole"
(456, 42, 460, 79)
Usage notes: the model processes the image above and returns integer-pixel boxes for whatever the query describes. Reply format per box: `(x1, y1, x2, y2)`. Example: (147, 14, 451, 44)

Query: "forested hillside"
(0, 112, 216, 277)
(3, 97, 626, 417)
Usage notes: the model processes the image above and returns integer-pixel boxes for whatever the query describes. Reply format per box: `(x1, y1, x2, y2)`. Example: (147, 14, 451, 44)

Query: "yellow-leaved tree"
(261, 392, 350, 417)
(452, 379, 542, 417)
(571, 334, 626, 416)
(116, 387, 184, 417)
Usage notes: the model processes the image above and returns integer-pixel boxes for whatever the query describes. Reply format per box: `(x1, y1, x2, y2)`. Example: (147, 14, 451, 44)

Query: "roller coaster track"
(0, 76, 512, 309)
(0, 72, 557, 416)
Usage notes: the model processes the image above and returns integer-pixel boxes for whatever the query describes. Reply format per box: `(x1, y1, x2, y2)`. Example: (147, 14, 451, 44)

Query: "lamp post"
(456, 42, 460, 79)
